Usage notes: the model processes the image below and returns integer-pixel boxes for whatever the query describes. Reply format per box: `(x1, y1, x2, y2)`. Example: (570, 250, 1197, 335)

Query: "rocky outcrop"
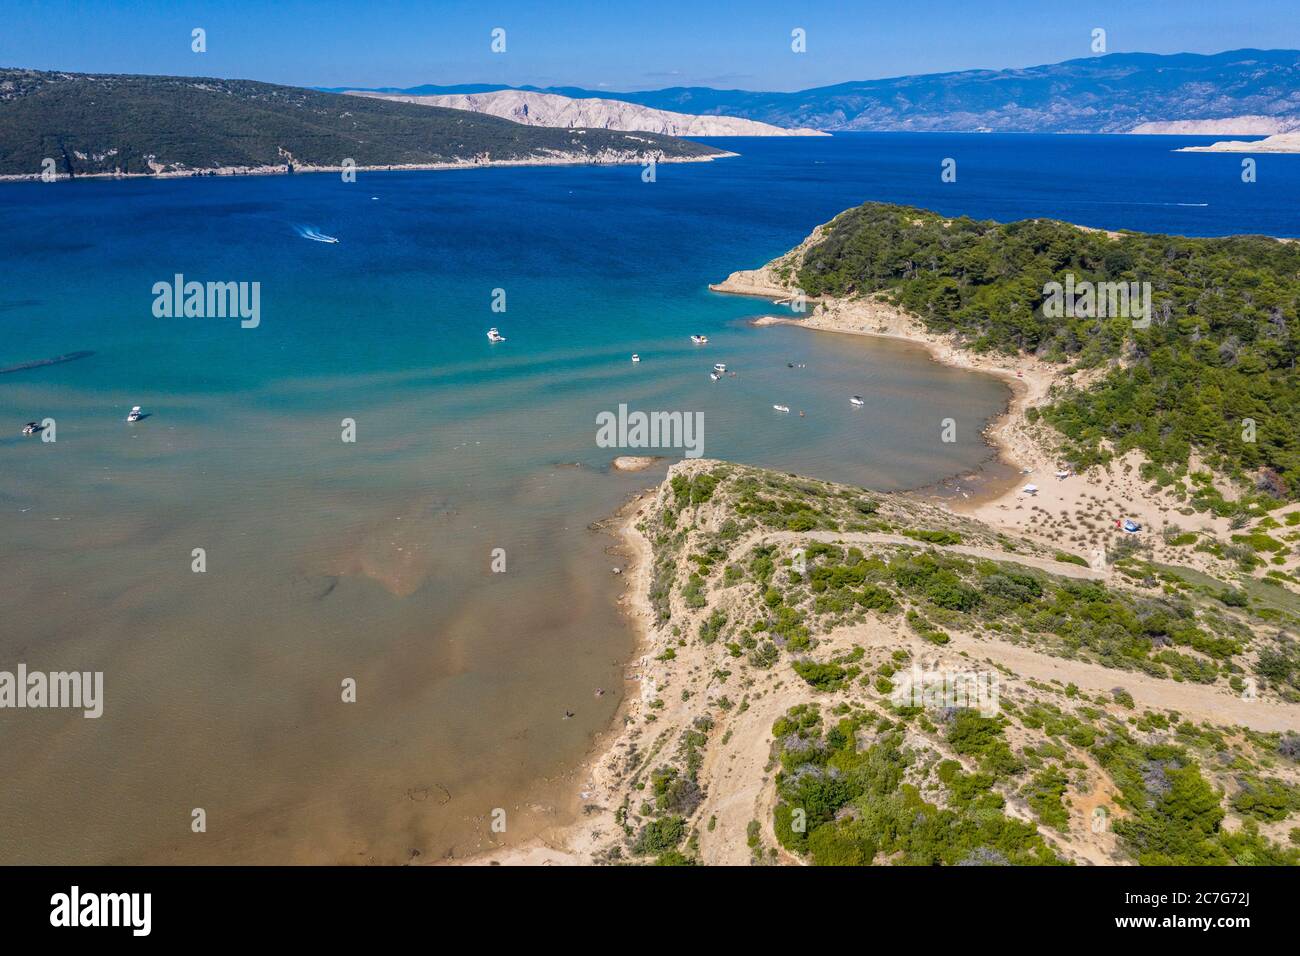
(1176, 131, 1300, 153)
(347, 89, 827, 137)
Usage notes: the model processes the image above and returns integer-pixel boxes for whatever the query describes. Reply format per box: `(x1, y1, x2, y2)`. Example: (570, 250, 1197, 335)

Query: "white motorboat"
(772, 404, 791, 413)
(690, 335, 709, 345)
(21, 421, 40, 435)
(709, 372, 721, 381)
(631, 354, 641, 363)
(126, 405, 143, 423)
(298, 227, 340, 243)
(850, 395, 865, 406)
(487, 327, 506, 343)
(712, 363, 727, 373)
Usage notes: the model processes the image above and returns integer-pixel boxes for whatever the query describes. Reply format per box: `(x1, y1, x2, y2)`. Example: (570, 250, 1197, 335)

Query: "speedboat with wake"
(772, 404, 790, 413)
(297, 226, 340, 243)
(690, 335, 709, 345)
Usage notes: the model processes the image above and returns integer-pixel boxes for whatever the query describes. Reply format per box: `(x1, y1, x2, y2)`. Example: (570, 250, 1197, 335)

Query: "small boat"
(712, 363, 727, 373)
(487, 327, 506, 343)
(21, 421, 41, 435)
(710, 372, 721, 381)
(772, 404, 790, 413)
(126, 406, 143, 423)
(631, 354, 641, 363)
(850, 395, 865, 406)
(299, 227, 340, 244)
(690, 335, 709, 345)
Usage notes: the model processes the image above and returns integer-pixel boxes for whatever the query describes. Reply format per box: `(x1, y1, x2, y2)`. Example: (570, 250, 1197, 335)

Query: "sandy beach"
(455, 220, 1299, 866)
(706, 236, 1246, 578)
(454, 491, 660, 865)
(460, 458, 1300, 866)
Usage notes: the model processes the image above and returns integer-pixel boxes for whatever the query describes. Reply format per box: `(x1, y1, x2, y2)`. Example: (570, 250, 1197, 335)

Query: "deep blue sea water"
(3, 132, 1294, 386)
(0, 132, 1293, 863)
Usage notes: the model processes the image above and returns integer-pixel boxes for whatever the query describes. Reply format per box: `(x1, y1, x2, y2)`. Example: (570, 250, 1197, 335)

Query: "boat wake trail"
(294, 225, 340, 243)
(1070, 200, 1209, 208)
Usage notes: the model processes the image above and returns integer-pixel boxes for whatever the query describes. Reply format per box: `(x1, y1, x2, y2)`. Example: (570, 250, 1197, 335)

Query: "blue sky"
(2, 0, 1297, 91)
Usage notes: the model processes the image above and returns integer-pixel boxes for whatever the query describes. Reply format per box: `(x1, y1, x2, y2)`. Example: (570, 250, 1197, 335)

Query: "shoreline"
(706, 247, 1239, 565)
(1175, 131, 1300, 153)
(0, 151, 738, 184)
(708, 251, 1050, 513)
(458, 217, 1257, 866)
(455, 487, 658, 865)
(461, 458, 1299, 866)
(742, 309, 1031, 510)
(458, 296, 1045, 866)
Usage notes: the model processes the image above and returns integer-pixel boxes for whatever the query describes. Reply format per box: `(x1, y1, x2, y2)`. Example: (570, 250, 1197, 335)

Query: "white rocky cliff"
(347, 89, 827, 137)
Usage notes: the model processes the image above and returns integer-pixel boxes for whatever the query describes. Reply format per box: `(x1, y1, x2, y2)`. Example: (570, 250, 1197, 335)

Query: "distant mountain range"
(0, 69, 725, 179)
(346, 89, 827, 137)
(334, 49, 1300, 134)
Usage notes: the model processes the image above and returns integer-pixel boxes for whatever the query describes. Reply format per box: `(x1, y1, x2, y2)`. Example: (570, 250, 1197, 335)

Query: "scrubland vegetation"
(615, 462, 1300, 866)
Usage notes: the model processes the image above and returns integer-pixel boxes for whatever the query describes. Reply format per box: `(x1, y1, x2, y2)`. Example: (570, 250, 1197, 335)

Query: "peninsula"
(462, 203, 1300, 866)
(0, 68, 730, 180)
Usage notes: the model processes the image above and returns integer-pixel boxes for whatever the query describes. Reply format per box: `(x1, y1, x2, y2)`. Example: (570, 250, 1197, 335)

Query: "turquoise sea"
(0, 132, 1292, 863)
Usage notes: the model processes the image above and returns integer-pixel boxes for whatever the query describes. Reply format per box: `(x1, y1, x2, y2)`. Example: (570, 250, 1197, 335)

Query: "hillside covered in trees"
(0, 68, 724, 177)
(794, 203, 1300, 499)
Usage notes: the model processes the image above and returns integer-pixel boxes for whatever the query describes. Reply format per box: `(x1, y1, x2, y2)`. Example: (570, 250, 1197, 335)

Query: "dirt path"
(695, 688, 807, 866)
(767, 530, 1106, 581)
(836, 616, 1300, 734)
(961, 634, 1300, 733)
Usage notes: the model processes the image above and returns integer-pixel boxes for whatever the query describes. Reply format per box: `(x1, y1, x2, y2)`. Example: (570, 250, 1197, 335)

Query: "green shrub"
(1024, 765, 1071, 830)
(902, 529, 963, 545)
(792, 660, 852, 691)
(633, 816, 687, 855)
